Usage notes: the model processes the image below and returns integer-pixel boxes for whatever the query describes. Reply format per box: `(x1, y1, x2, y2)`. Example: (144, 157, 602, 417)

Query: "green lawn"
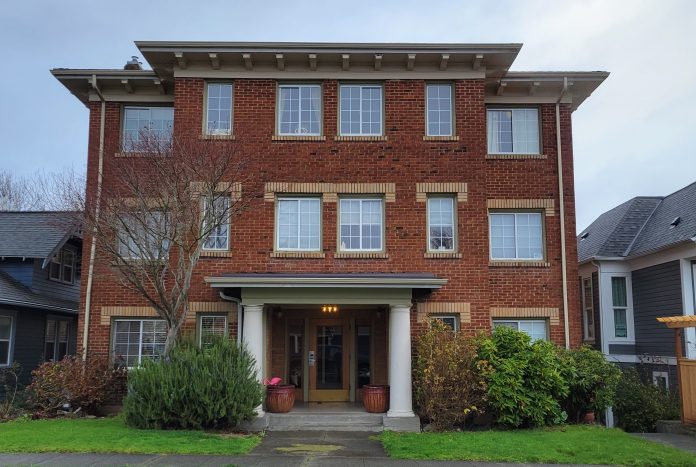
(0, 417, 261, 455)
(381, 426, 696, 466)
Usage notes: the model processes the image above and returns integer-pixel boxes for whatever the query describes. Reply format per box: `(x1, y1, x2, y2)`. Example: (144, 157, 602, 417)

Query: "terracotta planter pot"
(266, 385, 296, 413)
(362, 385, 390, 413)
(583, 411, 596, 424)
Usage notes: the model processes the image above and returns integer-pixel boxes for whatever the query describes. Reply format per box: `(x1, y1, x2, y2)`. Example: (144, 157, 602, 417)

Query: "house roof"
(0, 270, 77, 313)
(578, 181, 696, 262)
(0, 211, 81, 259)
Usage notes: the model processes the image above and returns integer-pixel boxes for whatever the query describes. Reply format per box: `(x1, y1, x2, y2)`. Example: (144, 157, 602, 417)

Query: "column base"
(237, 413, 269, 432)
(383, 413, 421, 432)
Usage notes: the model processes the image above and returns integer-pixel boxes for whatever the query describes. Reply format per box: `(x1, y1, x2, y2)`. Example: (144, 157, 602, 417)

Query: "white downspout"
(82, 75, 105, 361)
(219, 291, 243, 343)
(556, 77, 571, 349)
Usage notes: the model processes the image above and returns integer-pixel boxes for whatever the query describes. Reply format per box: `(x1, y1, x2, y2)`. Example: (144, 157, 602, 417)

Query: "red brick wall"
(77, 77, 582, 360)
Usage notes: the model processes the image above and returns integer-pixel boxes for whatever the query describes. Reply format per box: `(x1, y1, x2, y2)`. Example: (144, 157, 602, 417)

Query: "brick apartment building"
(53, 41, 606, 430)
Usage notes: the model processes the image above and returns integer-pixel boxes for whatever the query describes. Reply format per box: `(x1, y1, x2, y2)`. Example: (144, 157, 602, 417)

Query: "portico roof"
(205, 272, 447, 289)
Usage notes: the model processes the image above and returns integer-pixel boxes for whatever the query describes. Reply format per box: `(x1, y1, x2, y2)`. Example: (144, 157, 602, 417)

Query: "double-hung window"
(487, 108, 540, 154)
(122, 106, 174, 151)
(278, 85, 321, 135)
(339, 198, 383, 251)
(44, 318, 70, 361)
(493, 319, 548, 341)
(489, 212, 544, 260)
(198, 315, 228, 348)
(276, 198, 321, 251)
(339, 85, 383, 136)
(202, 196, 230, 251)
(0, 315, 13, 366)
(426, 84, 453, 136)
(117, 212, 169, 260)
(49, 248, 75, 284)
(427, 197, 455, 252)
(112, 319, 166, 367)
(582, 278, 595, 340)
(205, 83, 233, 135)
(611, 277, 628, 338)
(432, 315, 459, 332)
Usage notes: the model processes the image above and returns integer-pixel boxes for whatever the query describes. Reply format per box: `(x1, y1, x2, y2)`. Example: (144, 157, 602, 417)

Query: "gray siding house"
(0, 212, 81, 391)
(577, 181, 696, 393)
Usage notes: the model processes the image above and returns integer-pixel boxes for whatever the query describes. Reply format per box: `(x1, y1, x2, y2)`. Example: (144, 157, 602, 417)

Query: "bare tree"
(82, 134, 253, 355)
(0, 170, 39, 210)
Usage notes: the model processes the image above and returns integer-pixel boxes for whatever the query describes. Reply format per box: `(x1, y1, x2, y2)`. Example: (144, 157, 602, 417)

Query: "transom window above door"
(278, 85, 322, 135)
(339, 85, 383, 136)
(276, 198, 322, 251)
(489, 212, 544, 260)
(339, 198, 383, 251)
(487, 108, 540, 154)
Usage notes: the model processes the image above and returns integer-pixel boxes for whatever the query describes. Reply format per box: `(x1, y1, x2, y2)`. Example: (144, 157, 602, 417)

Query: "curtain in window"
(487, 111, 500, 153)
(611, 277, 627, 307)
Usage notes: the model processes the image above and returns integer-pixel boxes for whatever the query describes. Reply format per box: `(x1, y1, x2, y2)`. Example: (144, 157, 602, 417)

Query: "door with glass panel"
(308, 318, 350, 401)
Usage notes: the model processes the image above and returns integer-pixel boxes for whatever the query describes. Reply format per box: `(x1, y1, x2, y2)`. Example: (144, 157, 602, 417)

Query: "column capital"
(389, 304, 412, 313)
(244, 304, 264, 313)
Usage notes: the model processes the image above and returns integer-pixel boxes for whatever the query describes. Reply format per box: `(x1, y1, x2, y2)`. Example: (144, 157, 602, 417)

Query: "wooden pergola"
(657, 315, 696, 425)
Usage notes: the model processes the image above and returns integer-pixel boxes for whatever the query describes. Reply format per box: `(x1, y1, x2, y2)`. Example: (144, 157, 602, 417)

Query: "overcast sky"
(1, 0, 694, 231)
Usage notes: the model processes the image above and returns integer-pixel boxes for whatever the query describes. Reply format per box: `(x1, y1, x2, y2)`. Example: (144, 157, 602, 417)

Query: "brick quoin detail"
(77, 77, 582, 360)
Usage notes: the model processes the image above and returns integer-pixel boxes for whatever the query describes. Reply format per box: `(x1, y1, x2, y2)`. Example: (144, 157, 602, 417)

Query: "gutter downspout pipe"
(592, 259, 614, 427)
(219, 291, 243, 344)
(556, 77, 571, 350)
(82, 75, 105, 361)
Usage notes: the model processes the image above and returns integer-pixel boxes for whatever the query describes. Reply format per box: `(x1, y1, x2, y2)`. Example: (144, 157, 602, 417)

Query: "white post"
(243, 304, 265, 416)
(387, 304, 415, 418)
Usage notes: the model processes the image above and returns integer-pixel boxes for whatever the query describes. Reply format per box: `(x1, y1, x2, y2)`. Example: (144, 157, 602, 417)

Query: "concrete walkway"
(0, 431, 606, 466)
(632, 432, 696, 455)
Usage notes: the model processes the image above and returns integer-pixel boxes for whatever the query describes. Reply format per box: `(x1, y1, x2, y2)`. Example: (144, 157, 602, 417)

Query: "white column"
(243, 304, 265, 416)
(387, 304, 415, 417)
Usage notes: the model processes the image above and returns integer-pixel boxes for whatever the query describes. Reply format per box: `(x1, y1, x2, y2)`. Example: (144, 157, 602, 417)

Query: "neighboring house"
(52, 41, 605, 430)
(578, 182, 696, 391)
(0, 212, 81, 390)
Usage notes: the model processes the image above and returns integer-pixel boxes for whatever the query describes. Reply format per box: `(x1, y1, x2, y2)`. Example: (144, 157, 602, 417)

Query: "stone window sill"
(272, 135, 326, 142)
(200, 134, 235, 140)
(486, 153, 548, 160)
(270, 251, 325, 259)
(489, 260, 550, 267)
(334, 135, 388, 142)
(200, 250, 233, 258)
(424, 251, 462, 259)
(334, 251, 389, 259)
(423, 135, 460, 142)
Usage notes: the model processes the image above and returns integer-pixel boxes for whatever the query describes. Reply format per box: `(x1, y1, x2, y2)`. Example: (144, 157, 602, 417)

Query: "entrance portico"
(205, 273, 447, 431)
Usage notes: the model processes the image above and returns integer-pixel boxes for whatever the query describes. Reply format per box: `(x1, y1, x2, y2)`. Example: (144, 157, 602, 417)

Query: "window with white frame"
(117, 212, 169, 259)
(202, 196, 230, 251)
(0, 315, 12, 366)
(205, 83, 233, 135)
(431, 315, 459, 332)
(582, 277, 595, 341)
(652, 371, 669, 392)
(426, 84, 453, 136)
(278, 85, 321, 135)
(276, 198, 321, 251)
(122, 106, 174, 151)
(611, 277, 628, 338)
(489, 212, 543, 260)
(493, 319, 548, 341)
(49, 247, 75, 284)
(339, 198, 383, 251)
(428, 197, 455, 252)
(44, 318, 70, 361)
(339, 85, 383, 136)
(198, 315, 228, 348)
(487, 108, 540, 154)
(112, 319, 166, 367)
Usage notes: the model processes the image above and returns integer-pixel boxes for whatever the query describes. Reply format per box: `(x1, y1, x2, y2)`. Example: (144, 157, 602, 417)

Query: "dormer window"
(49, 248, 75, 284)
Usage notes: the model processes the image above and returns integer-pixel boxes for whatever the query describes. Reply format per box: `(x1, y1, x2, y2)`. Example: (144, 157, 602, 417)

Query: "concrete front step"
(267, 412, 385, 431)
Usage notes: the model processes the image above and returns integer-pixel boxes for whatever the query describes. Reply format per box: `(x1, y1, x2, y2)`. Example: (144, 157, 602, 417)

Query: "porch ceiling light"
(321, 305, 339, 314)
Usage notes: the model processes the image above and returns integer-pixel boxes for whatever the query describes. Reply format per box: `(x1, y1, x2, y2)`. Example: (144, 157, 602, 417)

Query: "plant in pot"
(362, 385, 390, 413)
(264, 377, 296, 413)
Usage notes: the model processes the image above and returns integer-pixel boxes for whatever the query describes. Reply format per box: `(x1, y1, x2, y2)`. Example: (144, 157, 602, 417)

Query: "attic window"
(670, 217, 681, 229)
(580, 232, 589, 240)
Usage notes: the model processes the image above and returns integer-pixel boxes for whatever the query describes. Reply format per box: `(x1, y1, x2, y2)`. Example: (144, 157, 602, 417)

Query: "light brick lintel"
(417, 302, 471, 324)
(416, 183, 468, 203)
(487, 199, 555, 216)
(100, 302, 236, 326)
(490, 307, 560, 325)
(264, 182, 396, 202)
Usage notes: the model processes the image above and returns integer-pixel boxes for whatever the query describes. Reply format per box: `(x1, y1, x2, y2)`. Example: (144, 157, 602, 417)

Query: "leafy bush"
(613, 368, 680, 432)
(123, 337, 264, 430)
(477, 326, 568, 428)
(558, 345, 621, 422)
(27, 356, 123, 417)
(413, 319, 489, 430)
